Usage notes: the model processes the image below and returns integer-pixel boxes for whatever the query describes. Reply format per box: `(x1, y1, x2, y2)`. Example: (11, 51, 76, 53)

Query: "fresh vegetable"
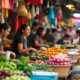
(30, 54, 49, 60)
(32, 64, 52, 71)
(47, 56, 71, 65)
(13, 56, 32, 75)
(30, 60, 47, 65)
(0, 56, 32, 75)
(4, 75, 30, 80)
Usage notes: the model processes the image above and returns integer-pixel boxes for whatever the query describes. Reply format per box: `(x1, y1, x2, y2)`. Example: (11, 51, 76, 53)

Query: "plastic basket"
(30, 71, 58, 80)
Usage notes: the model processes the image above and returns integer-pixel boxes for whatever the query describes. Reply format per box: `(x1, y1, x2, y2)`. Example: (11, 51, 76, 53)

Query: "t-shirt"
(27, 32, 35, 47)
(46, 34, 54, 43)
(12, 35, 27, 56)
(33, 35, 43, 49)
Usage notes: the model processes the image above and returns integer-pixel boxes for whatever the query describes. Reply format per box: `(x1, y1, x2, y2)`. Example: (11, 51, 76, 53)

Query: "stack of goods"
(29, 54, 52, 71)
(47, 55, 71, 65)
(41, 47, 68, 57)
(4, 75, 30, 80)
(0, 56, 31, 80)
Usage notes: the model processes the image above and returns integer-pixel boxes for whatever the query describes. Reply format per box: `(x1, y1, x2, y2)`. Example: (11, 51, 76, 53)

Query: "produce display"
(0, 70, 11, 80)
(29, 54, 49, 60)
(0, 47, 73, 80)
(0, 70, 27, 80)
(30, 60, 47, 65)
(41, 47, 68, 57)
(32, 64, 52, 71)
(0, 62, 22, 73)
(0, 56, 32, 80)
(4, 75, 30, 80)
(47, 56, 71, 65)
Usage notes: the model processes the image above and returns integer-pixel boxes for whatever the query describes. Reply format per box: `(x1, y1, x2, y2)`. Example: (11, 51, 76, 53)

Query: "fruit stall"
(0, 45, 80, 80)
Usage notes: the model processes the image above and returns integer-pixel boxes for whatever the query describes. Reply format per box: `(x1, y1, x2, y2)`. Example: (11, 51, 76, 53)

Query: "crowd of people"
(0, 22, 80, 59)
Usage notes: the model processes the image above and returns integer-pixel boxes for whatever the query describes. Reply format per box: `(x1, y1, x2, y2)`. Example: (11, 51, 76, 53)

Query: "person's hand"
(28, 48, 38, 53)
(44, 45, 50, 48)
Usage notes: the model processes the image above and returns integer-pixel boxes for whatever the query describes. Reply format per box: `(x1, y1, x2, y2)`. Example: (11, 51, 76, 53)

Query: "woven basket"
(52, 65, 71, 77)
(27, 12, 32, 20)
(17, 5, 28, 18)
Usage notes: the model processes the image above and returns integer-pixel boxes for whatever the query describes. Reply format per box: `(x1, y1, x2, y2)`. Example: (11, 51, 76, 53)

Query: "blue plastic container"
(30, 71, 58, 80)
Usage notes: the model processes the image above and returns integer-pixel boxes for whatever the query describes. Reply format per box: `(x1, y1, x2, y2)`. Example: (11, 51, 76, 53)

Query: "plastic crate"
(30, 71, 58, 80)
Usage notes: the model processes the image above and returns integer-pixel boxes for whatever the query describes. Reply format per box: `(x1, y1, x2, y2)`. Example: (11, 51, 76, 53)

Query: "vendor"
(0, 23, 16, 59)
(27, 22, 39, 47)
(12, 24, 37, 58)
(33, 27, 49, 50)
(73, 28, 80, 44)
(57, 34, 72, 45)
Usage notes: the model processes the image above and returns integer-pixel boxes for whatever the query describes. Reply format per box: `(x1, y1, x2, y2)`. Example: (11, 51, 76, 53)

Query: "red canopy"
(28, 0, 43, 5)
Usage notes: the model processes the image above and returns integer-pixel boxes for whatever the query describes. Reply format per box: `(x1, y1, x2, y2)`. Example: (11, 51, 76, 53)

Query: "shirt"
(33, 35, 43, 49)
(12, 35, 27, 56)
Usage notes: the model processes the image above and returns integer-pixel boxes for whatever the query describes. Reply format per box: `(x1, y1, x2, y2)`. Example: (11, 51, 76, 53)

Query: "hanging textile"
(1, 9, 5, 23)
(57, 13, 61, 22)
(5, 9, 8, 18)
(31, 5, 36, 18)
(48, 6, 55, 20)
(57, 8, 62, 22)
(15, 17, 20, 32)
(9, 0, 14, 10)
(2, 0, 10, 9)
(36, 6, 39, 15)
(28, 0, 43, 5)
(0, 0, 2, 9)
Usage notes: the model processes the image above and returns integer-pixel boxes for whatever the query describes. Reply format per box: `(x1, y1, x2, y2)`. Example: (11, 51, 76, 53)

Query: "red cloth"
(15, 17, 20, 32)
(0, 0, 2, 9)
(9, 0, 14, 10)
(2, 0, 10, 9)
(37, 12, 44, 20)
(57, 13, 61, 23)
(28, 0, 43, 5)
(15, 17, 27, 32)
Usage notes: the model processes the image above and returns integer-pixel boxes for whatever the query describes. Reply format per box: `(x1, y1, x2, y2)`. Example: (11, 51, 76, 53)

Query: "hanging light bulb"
(66, 4, 75, 10)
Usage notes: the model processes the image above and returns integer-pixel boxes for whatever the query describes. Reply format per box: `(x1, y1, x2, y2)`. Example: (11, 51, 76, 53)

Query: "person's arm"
(18, 43, 37, 54)
(0, 51, 5, 56)
(18, 43, 28, 54)
(34, 39, 44, 47)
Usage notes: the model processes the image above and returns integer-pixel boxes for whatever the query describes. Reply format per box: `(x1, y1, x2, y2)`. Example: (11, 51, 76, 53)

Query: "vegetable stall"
(0, 44, 80, 80)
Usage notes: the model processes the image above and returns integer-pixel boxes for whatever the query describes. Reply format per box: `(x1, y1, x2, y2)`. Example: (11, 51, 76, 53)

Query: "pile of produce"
(0, 56, 32, 80)
(29, 54, 52, 71)
(32, 64, 52, 71)
(41, 47, 68, 57)
(47, 56, 71, 65)
(0, 62, 22, 73)
(0, 70, 27, 80)
(30, 60, 47, 65)
(29, 54, 48, 60)
(4, 75, 30, 80)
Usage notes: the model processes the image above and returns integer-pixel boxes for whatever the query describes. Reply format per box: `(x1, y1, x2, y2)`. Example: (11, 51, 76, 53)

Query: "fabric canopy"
(28, 0, 43, 5)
